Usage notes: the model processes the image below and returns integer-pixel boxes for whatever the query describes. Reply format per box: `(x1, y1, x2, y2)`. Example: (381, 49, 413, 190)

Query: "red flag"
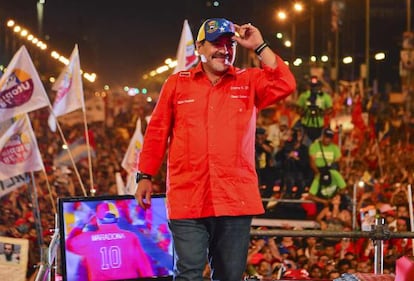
(351, 95, 366, 132)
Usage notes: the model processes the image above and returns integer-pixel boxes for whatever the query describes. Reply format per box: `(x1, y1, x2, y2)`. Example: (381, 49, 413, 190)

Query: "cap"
(96, 202, 119, 224)
(283, 269, 310, 279)
(323, 127, 334, 138)
(197, 18, 235, 42)
(379, 204, 396, 216)
(279, 247, 290, 255)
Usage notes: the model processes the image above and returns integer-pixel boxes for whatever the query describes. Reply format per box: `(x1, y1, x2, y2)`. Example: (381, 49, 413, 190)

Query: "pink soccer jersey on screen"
(58, 194, 173, 281)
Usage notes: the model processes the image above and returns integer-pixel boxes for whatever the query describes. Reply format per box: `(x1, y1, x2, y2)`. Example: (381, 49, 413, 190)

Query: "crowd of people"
(0, 85, 411, 280)
(1, 52, 414, 281)
(246, 77, 414, 279)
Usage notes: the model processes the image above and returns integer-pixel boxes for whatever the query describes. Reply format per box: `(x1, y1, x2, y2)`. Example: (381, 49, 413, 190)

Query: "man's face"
(197, 36, 236, 75)
(397, 218, 408, 231)
(397, 206, 409, 217)
(322, 135, 333, 145)
(4, 244, 13, 260)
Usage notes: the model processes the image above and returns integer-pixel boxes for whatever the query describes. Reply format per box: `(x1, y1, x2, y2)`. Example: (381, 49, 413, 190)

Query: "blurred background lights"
(6, 18, 97, 83)
(375, 52, 385, 60)
(343, 56, 353, 64)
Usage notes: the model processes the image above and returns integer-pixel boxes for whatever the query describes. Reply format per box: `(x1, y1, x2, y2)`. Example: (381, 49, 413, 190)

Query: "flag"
(121, 118, 144, 195)
(53, 136, 96, 166)
(173, 19, 198, 74)
(48, 44, 84, 132)
(0, 174, 27, 199)
(58, 96, 105, 127)
(351, 95, 367, 132)
(121, 118, 143, 174)
(0, 114, 45, 180)
(0, 46, 50, 122)
(115, 172, 125, 195)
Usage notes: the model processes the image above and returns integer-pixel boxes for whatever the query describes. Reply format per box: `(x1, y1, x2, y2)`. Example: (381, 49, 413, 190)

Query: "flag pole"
(76, 44, 95, 196)
(27, 172, 44, 255)
(81, 105, 95, 196)
(41, 168, 57, 214)
(48, 105, 87, 196)
(374, 137, 384, 178)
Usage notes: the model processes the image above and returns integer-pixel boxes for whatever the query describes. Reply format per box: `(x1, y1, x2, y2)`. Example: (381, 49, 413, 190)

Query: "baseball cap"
(379, 204, 396, 216)
(96, 202, 119, 224)
(323, 127, 334, 138)
(197, 18, 235, 42)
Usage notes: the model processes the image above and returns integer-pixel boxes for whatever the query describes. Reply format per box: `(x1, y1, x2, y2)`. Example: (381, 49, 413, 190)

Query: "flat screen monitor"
(58, 194, 173, 281)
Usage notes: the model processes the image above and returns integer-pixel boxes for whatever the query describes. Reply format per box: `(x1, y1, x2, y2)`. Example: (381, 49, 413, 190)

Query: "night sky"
(0, 0, 410, 92)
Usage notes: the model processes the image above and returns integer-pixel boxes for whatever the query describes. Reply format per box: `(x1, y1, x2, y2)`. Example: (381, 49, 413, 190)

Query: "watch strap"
(136, 172, 152, 183)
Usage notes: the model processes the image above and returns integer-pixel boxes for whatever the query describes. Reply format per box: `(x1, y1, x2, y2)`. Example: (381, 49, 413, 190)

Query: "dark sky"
(0, 0, 410, 92)
(2, 0, 275, 89)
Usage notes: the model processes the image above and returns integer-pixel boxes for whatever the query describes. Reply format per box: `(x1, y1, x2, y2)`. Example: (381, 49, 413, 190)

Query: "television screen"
(58, 194, 173, 281)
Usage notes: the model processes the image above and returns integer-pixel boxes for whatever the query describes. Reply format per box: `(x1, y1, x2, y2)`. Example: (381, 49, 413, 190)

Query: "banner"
(0, 115, 44, 180)
(57, 96, 105, 127)
(0, 174, 27, 199)
(48, 44, 85, 132)
(0, 46, 50, 122)
(173, 19, 198, 73)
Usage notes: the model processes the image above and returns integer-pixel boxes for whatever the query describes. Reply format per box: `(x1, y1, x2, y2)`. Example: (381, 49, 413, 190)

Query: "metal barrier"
(251, 217, 414, 275)
(252, 218, 320, 229)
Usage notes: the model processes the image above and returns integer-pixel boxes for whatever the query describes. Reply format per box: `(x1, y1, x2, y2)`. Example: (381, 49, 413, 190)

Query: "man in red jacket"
(135, 18, 296, 281)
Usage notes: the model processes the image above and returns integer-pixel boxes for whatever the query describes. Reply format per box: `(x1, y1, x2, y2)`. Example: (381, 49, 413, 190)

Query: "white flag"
(121, 118, 143, 174)
(115, 172, 125, 195)
(0, 174, 27, 199)
(0, 46, 50, 122)
(173, 19, 198, 74)
(48, 44, 85, 132)
(0, 114, 44, 180)
(53, 136, 95, 167)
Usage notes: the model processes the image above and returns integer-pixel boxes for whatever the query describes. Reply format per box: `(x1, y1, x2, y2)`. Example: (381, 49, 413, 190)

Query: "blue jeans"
(169, 216, 252, 281)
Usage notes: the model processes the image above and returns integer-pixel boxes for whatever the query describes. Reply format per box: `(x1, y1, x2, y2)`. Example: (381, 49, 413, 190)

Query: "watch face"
(136, 173, 142, 183)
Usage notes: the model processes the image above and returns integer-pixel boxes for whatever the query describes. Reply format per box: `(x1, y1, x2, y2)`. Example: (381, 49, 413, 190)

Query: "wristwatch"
(136, 172, 152, 183)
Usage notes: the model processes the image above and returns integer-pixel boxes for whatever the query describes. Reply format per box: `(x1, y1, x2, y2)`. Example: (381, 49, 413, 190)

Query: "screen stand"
(35, 215, 60, 281)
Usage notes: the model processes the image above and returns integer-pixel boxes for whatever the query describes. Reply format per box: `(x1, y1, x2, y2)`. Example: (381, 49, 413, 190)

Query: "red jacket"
(138, 56, 296, 219)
